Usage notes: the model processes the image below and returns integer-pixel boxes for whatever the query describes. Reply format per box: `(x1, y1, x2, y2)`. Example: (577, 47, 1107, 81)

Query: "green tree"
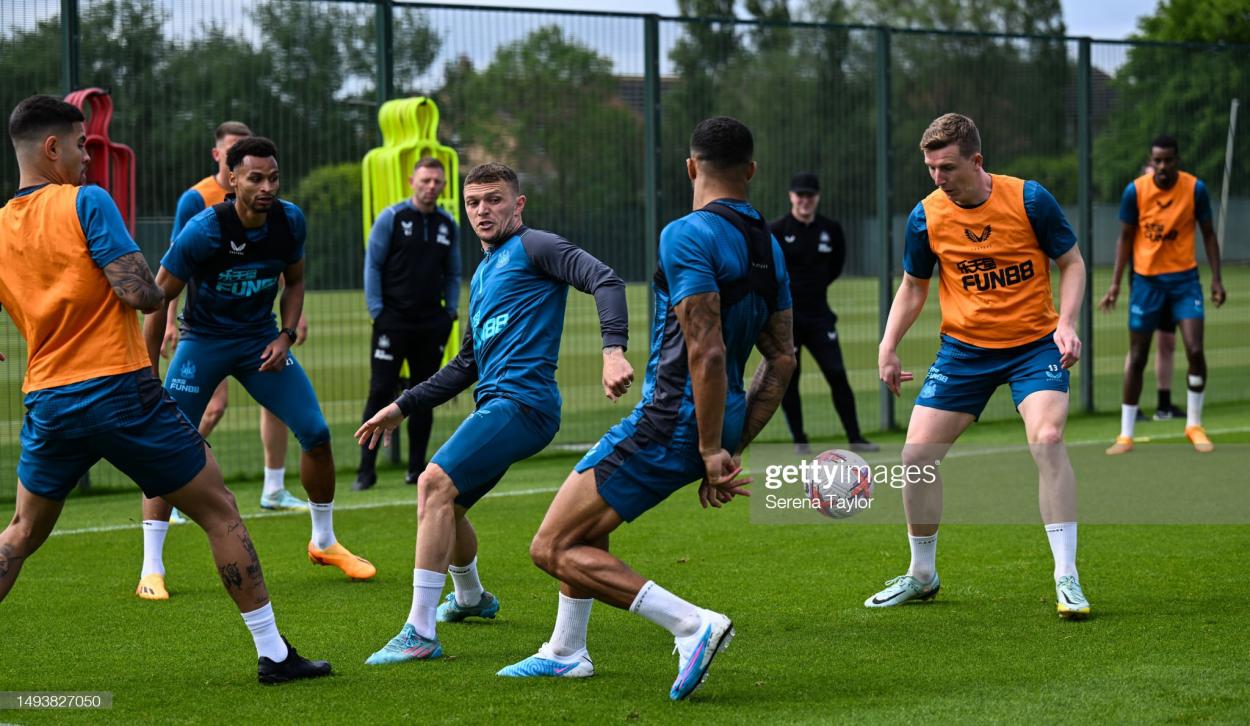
(0, 11, 63, 196)
(288, 162, 363, 290)
(1136, 0, 1250, 44)
(436, 26, 644, 277)
(1093, 0, 1250, 203)
(842, 0, 1064, 35)
(1, 0, 440, 233)
(836, 0, 1073, 203)
(658, 1, 878, 257)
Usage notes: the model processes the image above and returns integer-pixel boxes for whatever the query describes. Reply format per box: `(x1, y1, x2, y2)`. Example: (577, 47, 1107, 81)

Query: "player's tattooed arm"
(103, 251, 165, 313)
(142, 267, 188, 371)
(738, 308, 797, 452)
(675, 292, 727, 458)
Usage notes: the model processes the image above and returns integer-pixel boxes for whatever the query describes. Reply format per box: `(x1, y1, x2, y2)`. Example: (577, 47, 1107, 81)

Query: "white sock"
(263, 467, 286, 497)
(141, 520, 169, 578)
(241, 602, 288, 662)
(1045, 522, 1078, 579)
(907, 533, 938, 583)
(629, 581, 702, 638)
(1187, 389, 1204, 428)
(1120, 404, 1138, 439)
(448, 557, 484, 607)
(549, 593, 593, 657)
(308, 501, 336, 550)
(406, 568, 446, 641)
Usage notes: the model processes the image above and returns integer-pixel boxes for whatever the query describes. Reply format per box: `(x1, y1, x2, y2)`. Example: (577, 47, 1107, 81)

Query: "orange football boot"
(136, 573, 169, 600)
(1104, 436, 1134, 455)
(1185, 425, 1214, 453)
(308, 541, 377, 580)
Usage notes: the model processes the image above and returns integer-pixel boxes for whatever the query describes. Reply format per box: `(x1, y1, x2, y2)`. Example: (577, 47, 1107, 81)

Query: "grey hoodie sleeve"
(394, 325, 477, 415)
(521, 229, 629, 350)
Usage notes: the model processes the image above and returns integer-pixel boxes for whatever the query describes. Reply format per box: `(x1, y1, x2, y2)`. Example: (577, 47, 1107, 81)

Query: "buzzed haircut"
(9, 95, 85, 146)
(689, 116, 754, 170)
(225, 136, 278, 170)
(919, 113, 982, 158)
(464, 162, 520, 195)
(1150, 134, 1179, 154)
(215, 121, 252, 142)
(414, 157, 445, 173)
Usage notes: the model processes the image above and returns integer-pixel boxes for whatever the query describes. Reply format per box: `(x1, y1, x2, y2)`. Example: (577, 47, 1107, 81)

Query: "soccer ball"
(804, 449, 873, 519)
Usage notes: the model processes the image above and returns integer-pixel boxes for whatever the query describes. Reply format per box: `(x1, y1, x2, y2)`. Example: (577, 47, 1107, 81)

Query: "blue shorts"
(915, 333, 1068, 419)
(165, 333, 330, 450)
(576, 418, 707, 523)
(431, 396, 559, 509)
(1129, 269, 1204, 334)
(18, 369, 206, 501)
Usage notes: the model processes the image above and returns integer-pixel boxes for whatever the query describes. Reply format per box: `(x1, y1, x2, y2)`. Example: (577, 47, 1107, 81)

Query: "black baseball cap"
(790, 172, 820, 194)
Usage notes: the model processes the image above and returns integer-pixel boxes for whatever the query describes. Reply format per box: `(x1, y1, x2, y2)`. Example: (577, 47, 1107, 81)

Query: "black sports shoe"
(1153, 404, 1184, 421)
(258, 638, 332, 685)
(352, 471, 377, 491)
(1135, 408, 1148, 422)
(849, 439, 880, 453)
(405, 470, 420, 485)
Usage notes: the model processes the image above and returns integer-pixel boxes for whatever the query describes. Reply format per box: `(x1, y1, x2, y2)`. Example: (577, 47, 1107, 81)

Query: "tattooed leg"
(0, 482, 64, 602)
(163, 448, 271, 612)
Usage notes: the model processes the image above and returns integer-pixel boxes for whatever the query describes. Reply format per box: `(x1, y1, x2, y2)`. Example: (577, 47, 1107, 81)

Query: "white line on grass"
(48, 485, 560, 538)
(46, 425, 1250, 538)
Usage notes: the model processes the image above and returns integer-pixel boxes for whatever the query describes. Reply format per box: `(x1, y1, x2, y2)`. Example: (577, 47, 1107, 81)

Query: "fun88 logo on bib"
(479, 312, 509, 341)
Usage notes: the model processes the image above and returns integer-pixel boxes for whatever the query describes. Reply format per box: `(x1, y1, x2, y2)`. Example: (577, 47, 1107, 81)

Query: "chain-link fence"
(2, 1, 1248, 496)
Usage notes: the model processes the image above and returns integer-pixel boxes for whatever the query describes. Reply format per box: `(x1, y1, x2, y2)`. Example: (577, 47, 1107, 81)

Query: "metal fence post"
(376, 0, 394, 111)
(875, 26, 895, 431)
(643, 14, 661, 289)
(377, 0, 399, 464)
(1077, 37, 1094, 413)
(61, 0, 80, 94)
(64, 0, 87, 491)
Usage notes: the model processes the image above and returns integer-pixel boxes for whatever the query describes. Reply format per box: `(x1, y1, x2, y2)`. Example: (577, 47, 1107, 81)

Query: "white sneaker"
(1056, 575, 1090, 620)
(669, 608, 734, 701)
(496, 642, 594, 678)
(864, 573, 940, 608)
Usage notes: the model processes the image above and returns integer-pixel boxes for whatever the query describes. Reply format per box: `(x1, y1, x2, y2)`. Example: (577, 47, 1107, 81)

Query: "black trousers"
(358, 312, 454, 475)
(780, 306, 864, 444)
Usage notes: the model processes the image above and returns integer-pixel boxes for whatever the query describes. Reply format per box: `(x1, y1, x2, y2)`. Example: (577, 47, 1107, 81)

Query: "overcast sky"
(428, 0, 1157, 40)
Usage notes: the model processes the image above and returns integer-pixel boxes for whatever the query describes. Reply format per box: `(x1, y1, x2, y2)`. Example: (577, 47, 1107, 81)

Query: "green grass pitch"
(3, 265, 1248, 491)
(1, 403, 1247, 722)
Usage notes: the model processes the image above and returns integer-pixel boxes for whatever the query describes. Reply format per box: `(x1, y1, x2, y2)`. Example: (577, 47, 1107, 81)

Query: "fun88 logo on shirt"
(478, 312, 509, 341)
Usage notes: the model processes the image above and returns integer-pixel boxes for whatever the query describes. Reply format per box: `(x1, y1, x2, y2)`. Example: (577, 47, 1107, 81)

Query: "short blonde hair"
(215, 120, 252, 142)
(919, 113, 981, 158)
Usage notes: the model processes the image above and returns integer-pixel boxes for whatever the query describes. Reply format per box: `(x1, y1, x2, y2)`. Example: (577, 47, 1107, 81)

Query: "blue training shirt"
(623, 199, 792, 453)
(171, 187, 210, 241)
(394, 226, 628, 420)
(161, 200, 306, 340)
